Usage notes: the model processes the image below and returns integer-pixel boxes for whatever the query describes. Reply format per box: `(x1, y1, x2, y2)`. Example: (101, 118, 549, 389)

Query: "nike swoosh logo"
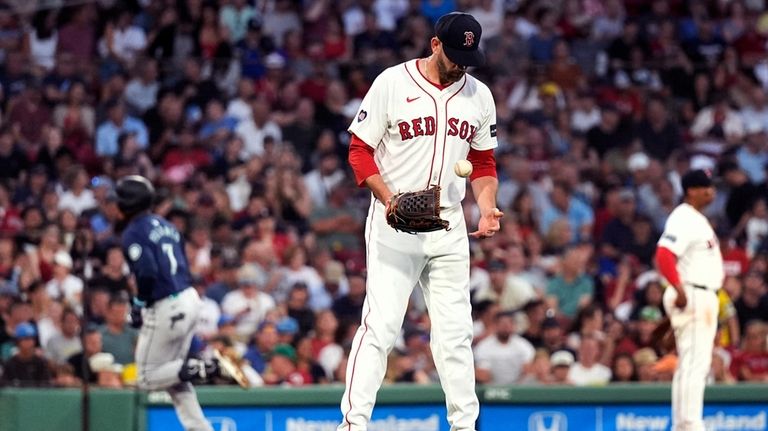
(406, 96, 420, 103)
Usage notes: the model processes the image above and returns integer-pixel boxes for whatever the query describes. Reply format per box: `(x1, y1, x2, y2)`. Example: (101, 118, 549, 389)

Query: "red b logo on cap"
(463, 31, 474, 47)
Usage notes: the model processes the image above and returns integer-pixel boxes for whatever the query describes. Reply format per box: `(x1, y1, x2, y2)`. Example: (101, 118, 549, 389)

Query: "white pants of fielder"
(338, 200, 478, 431)
(136, 287, 213, 431)
(663, 285, 718, 431)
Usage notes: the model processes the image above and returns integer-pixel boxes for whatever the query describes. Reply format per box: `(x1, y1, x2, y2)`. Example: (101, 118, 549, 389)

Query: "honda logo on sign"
(528, 412, 567, 431)
(208, 417, 237, 431)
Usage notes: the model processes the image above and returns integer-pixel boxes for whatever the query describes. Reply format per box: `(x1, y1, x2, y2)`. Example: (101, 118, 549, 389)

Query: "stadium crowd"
(0, 0, 768, 389)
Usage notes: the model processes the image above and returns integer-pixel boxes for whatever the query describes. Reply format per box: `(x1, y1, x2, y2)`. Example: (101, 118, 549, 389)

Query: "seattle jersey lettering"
(148, 223, 181, 243)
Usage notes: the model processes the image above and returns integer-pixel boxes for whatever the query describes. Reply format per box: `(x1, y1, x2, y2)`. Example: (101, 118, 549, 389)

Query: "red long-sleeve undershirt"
(347, 134, 497, 187)
(655, 246, 681, 288)
(348, 135, 378, 187)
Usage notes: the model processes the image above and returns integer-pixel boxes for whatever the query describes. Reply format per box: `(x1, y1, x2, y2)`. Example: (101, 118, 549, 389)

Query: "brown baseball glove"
(386, 185, 450, 234)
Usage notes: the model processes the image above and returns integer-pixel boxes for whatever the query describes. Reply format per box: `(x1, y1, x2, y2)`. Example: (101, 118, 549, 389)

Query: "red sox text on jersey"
(397, 116, 477, 143)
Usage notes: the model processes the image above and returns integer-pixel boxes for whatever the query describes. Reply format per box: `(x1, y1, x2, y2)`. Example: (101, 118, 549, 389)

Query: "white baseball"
(454, 159, 473, 178)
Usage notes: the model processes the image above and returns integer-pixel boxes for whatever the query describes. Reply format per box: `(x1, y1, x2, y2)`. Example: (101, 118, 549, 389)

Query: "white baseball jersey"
(658, 202, 722, 431)
(657, 203, 724, 290)
(348, 58, 497, 207)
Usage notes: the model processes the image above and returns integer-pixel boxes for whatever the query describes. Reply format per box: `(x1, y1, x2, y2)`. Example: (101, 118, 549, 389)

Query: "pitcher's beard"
(437, 55, 465, 84)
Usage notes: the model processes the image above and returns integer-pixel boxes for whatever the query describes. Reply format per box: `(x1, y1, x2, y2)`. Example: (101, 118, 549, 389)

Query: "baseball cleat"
(214, 349, 250, 389)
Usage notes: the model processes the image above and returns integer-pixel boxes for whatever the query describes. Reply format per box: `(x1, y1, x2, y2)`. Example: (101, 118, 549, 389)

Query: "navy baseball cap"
(681, 169, 713, 192)
(435, 12, 485, 67)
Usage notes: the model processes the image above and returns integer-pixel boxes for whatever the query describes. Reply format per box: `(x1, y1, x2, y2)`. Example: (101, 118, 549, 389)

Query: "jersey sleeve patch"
(128, 243, 143, 261)
(490, 124, 497, 138)
(357, 110, 367, 122)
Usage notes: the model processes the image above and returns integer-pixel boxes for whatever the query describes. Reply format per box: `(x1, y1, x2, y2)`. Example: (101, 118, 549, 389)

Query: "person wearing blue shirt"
(95, 99, 149, 157)
(198, 99, 239, 141)
(540, 181, 594, 243)
(736, 122, 768, 184)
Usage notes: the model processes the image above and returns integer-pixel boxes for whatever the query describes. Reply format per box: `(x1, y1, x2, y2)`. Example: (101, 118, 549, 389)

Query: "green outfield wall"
(1, 384, 766, 431)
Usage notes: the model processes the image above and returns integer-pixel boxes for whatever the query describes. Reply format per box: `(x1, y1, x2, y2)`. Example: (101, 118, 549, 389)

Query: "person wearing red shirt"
(731, 320, 768, 382)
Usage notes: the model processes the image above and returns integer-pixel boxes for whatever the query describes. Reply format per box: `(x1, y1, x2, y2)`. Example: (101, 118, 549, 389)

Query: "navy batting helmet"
(115, 175, 155, 215)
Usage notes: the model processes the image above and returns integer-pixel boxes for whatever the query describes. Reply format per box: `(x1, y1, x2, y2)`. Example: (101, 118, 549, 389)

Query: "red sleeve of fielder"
(655, 246, 681, 287)
(467, 148, 497, 181)
(348, 134, 379, 187)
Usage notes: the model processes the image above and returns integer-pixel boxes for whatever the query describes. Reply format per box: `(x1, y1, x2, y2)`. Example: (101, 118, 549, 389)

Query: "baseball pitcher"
(343, 12, 502, 431)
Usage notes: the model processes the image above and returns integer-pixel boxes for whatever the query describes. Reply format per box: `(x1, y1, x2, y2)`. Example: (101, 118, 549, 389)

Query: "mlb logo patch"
(358, 110, 367, 122)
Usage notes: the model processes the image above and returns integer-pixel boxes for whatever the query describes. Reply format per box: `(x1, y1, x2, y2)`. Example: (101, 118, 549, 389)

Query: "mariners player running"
(116, 175, 247, 431)
(655, 169, 724, 431)
(343, 12, 502, 431)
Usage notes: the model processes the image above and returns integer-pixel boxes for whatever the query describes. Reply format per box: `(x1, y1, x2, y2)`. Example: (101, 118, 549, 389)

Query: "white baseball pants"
(338, 200, 478, 431)
(663, 285, 718, 431)
(136, 287, 212, 431)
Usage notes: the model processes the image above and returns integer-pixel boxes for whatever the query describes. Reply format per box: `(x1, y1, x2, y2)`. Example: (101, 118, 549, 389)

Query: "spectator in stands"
(385, 348, 430, 384)
(309, 309, 339, 359)
(236, 95, 282, 159)
(284, 283, 314, 337)
(549, 350, 574, 385)
(296, 335, 329, 384)
(216, 315, 247, 357)
(308, 181, 363, 261)
(736, 121, 768, 185)
(276, 316, 299, 346)
(568, 335, 611, 386)
(474, 311, 536, 385)
(243, 321, 278, 374)
(98, 9, 147, 68)
(262, 343, 307, 386)
(0, 126, 27, 183)
(331, 266, 365, 331)
(95, 98, 148, 157)
(124, 59, 159, 116)
(0, 322, 50, 386)
(277, 245, 324, 307)
(58, 165, 96, 216)
(221, 265, 276, 342)
(615, 306, 663, 357)
(633, 347, 659, 383)
(8, 81, 50, 149)
(731, 320, 768, 382)
(45, 306, 81, 365)
(566, 304, 605, 351)
(0, 302, 37, 361)
(520, 299, 547, 346)
(600, 188, 638, 258)
(88, 352, 123, 388)
(44, 250, 82, 311)
(734, 271, 768, 333)
(98, 293, 137, 365)
(710, 348, 736, 384)
(546, 245, 595, 320)
(610, 352, 637, 382)
(540, 181, 594, 244)
(51, 363, 79, 387)
(539, 315, 569, 354)
(89, 244, 129, 295)
(519, 349, 554, 385)
(474, 259, 520, 312)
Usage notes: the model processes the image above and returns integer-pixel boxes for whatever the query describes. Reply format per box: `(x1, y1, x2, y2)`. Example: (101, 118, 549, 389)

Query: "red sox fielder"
(343, 12, 501, 431)
(655, 169, 724, 431)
